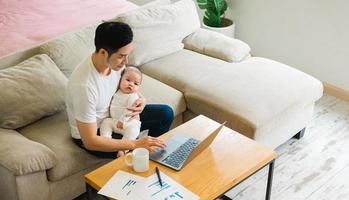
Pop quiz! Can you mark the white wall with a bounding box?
[226,0,349,91]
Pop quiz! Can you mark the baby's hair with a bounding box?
[121,65,143,83]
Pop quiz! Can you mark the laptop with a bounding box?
[150,122,226,171]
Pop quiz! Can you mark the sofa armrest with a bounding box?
[183,28,251,63]
[0,128,57,175]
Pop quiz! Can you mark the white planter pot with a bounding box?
[202,18,235,38]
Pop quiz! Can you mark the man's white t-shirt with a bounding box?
[66,56,121,139]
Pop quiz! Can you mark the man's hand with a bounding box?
[134,136,166,152]
[126,95,146,119]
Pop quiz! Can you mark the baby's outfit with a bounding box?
[100,90,141,140]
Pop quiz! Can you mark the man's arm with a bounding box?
[77,120,135,151]
[77,120,166,152]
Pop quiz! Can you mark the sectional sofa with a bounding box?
[0,0,323,199]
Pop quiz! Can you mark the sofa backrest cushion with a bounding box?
[39,24,97,78]
[183,28,251,62]
[113,0,200,66]
[0,54,67,129]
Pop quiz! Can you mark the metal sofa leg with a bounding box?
[293,128,306,139]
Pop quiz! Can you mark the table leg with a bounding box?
[265,160,275,200]
[86,183,93,200]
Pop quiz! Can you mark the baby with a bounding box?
[100,66,143,157]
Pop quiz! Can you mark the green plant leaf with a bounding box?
[221,0,228,14]
[214,0,228,16]
[203,10,221,27]
[197,0,208,9]
[198,0,228,27]
[206,0,217,14]
[213,0,222,16]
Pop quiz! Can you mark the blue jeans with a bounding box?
[73,104,174,158]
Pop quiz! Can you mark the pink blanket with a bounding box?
[0,0,137,57]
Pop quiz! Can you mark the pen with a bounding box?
[155,167,163,187]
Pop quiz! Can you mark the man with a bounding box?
[66,21,173,158]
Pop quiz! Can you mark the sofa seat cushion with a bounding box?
[141,74,186,116]
[140,49,323,137]
[18,111,110,182]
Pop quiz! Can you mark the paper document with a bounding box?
[136,172,199,200]
[98,170,145,199]
[98,170,199,200]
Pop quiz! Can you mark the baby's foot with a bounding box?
[117,151,125,158]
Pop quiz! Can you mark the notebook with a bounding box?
[149,122,226,171]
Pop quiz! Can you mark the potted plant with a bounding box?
[196,0,235,37]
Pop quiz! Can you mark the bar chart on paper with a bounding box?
[165,192,185,200]
[98,171,145,200]
[147,180,185,199]
[98,170,199,200]
[137,172,199,200]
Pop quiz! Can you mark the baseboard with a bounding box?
[323,82,349,102]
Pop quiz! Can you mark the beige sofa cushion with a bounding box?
[183,28,251,62]
[140,49,323,137]
[18,111,110,182]
[39,24,97,77]
[0,54,67,129]
[141,74,186,116]
[0,128,57,175]
[114,0,200,66]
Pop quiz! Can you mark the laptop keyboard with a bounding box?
[162,138,200,168]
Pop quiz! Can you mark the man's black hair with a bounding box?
[94,21,133,57]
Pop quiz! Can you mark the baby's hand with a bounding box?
[116,121,124,129]
[130,115,140,121]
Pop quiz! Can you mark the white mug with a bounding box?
[124,148,149,172]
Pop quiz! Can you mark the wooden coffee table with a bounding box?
[85,115,277,200]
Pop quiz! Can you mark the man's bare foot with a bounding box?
[116,121,124,129]
[117,151,125,158]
